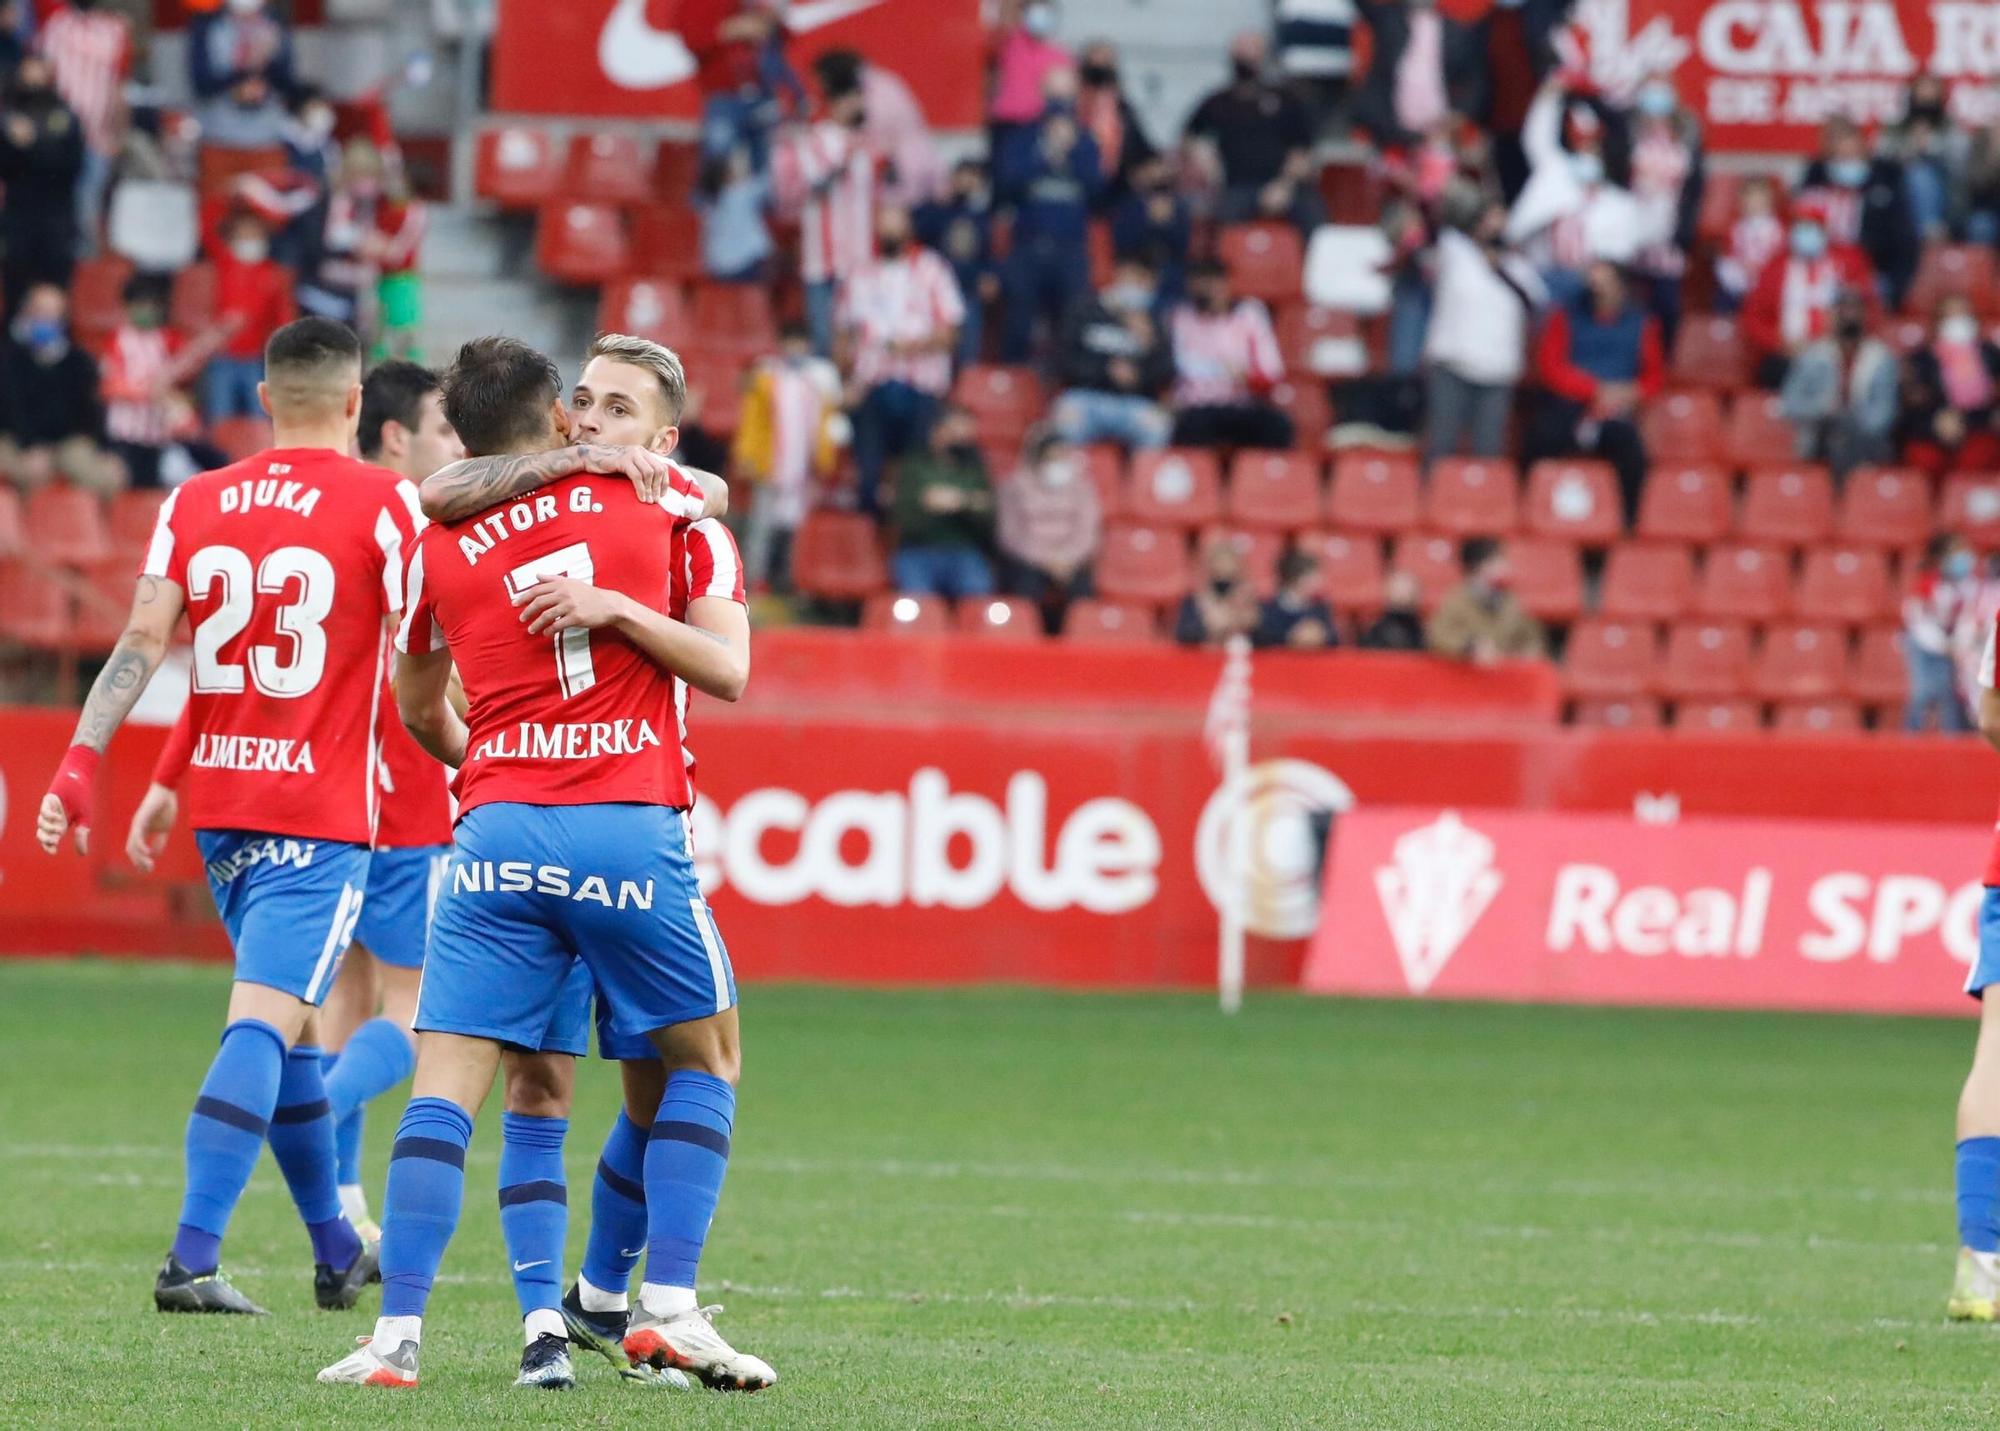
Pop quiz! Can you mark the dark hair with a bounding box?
[1925,532,1958,566]
[359,359,441,460]
[264,316,361,380]
[1460,536,1500,573]
[1278,548,1319,587]
[122,273,171,308]
[1189,257,1228,282]
[814,49,863,98]
[777,317,810,342]
[440,336,562,456]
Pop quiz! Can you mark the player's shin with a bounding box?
[267,1045,364,1275]
[374,1096,475,1344]
[639,1072,735,1316]
[174,1018,287,1273]
[325,1017,418,1124]
[579,1111,649,1311]
[321,1049,369,1224]
[498,1111,570,1341]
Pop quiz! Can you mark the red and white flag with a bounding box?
[1204,635,1253,771]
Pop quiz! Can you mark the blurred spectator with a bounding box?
[998,426,1100,632]
[1904,533,1973,732]
[1255,549,1337,649]
[1780,289,1898,482]
[914,158,997,365]
[774,58,874,356]
[100,274,226,490]
[839,204,965,516]
[1423,194,1545,464]
[368,164,427,362]
[1898,74,1955,242]
[1742,200,1874,390]
[1961,121,2000,245]
[280,83,337,183]
[0,282,113,493]
[1428,536,1546,662]
[1797,115,1918,310]
[0,54,82,319]
[829,46,942,209]
[1506,81,1639,305]
[1626,73,1704,347]
[1051,251,1173,450]
[1714,174,1783,312]
[1169,259,1291,449]
[1527,258,1663,528]
[1486,0,1565,202]
[1075,39,1153,204]
[988,0,1072,156]
[697,144,774,283]
[1185,32,1324,232]
[295,138,382,329]
[1898,294,2000,479]
[892,403,996,598]
[205,211,295,422]
[1350,0,1489,151]
[687,0,803,166]
[1110,153,1192,301]
[1273,0,1357,135]
[995,66,1101,362]
[674,380,732,476]
[1359,568,1428,650]
[1175,540,1259,647]
[0,0,22,82]
[1381,193,1435,377]
[36,0,130,253]
[189,0,294,150]
[734,320,843,594]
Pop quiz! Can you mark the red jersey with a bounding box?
[141,448,420,844]
[397,474,692,818]
[373,477,454,847]
[1981,611,2000,886]
[668,517,746,797]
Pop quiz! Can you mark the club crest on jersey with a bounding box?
[219,477,322,518]
[206,837,319,886]
[468,719,662,762]
[451,860,655,910]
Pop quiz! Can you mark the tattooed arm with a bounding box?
[418,444,730,523]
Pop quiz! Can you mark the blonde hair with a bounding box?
[585,332,688,424]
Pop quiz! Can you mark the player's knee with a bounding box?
[502,1054,573,1119]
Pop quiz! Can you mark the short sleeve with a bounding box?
[684,518,746,604]
[139,486,184,586]
[394,539,443,655]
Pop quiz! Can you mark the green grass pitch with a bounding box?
[5,958,2000,1427]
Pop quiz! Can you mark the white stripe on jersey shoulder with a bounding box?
[140,485,182,579]
[395,477,428,533]
[394,542,429,654]
[374,506,406,614]
[687,518,744,604]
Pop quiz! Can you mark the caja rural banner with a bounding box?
[491,0,988,125]
[1573,0,2000,152]
[1304,807,1991,1015]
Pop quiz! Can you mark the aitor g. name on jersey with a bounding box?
[397,475,693,816]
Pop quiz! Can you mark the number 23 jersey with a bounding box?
[396,474,693,819]
[141,447,421,844]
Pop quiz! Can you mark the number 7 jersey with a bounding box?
[395,474,692,818]
[141,447,422,844]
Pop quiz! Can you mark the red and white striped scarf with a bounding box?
[1779,255,1839,348]
[37,7,127,155]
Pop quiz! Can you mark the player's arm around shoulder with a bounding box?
[416,443,728,523]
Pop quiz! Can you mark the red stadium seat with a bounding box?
[1772,698,1864,734]
[1094,523,1190,606]
[1641,391,1725,465]
[1275,305,1365,378]
[1600,542,1695,621]
[1723,393,1797,470]
[1638,462,1733,544]
[1674,698,1764,732]
[1524,458,1621,544]
[1271,379,1333,449]
[953,365,1043,448]
[210,416,272,463]
[169,262,218,332]
[1696,543,1792,621]
[70,255,134,352]
[0,485,23,558]
[1572,696,1666,730]
[1563,619,1661,698]
[628,205,705,281]
[24,484,108,566]
[535,202,631,284]
[1738,464,1834,544]
[1390,532,1463,610]
[1126,449,1223,529]
[1227,450,1323,530]
[1941,473,2000,549]
[597,279,689,346]
[1425,458,1520,537]
[1663,620,1755,698]
[476,126,561,208]
[1794,545,1892,624]
[1219,223,1304,304]
[862,592,950,633]
[1753,622,1846,699]
[1197,526,1283,598]
[107,488,166,556]
[1087,219,1115,288]
[1327,450,1420,533]
[688,282,777,355]
[70,557,133,653]
[0,559,68,649]
[1672,315,1751,392]
[652,141,702,201]
[563,131,651,205]
[1080,444,1125,517]
[792,511,888,602]
[1695,171,1744,245]
[1062,598,1160,643]
[1837,467,1934,547]
[957,596,1040,639]
[1299,530,1384,612]
[1906,243,1998,318]
[1848,625,1908,708]
[1505,537,1583,623]
[681,348,748,434]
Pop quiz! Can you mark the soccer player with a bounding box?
[37,317,413,1315]
[1952,620,2000,1317]
[317,337,773,1392]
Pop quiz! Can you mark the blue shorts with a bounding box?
[538,962,657,1061]
[196,830,371,1006]
[352,844,451,969]
[416,802,735,1051]
[1969,887,2000,998]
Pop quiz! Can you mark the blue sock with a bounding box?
[643,1072,735,1290]
[172,1018,286,1273]
[582,1112,649,1296]
[499,1112,569,1317]
[1959,1137,2000,1252]
[267,1045,360,1269]
[324,1017,415,1123]
[379,1096,474,1319]
[321,1049,364,1189]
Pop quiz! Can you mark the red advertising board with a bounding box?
[1574,0,2000,152]
[1304,806,1990,1015]
[491,0,988,125]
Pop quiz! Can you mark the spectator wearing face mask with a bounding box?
[1742,198,1876,390]
[0,55,83,319]
[1625,73,1705,349]
[293,137,385,331]
[997,427,1100,632]
[893,403,997,599]
[989,0,1072,158]
[1904,533,1975,733]
[1074,40,1153,206]
[994,66,1102,363]
[733,320,845,594]
[1780,288,1899,482]
[1505,79,1640,307]
[1176,541,1260,647]
[1899,296,2000,479]
[1898,74,1958,242]
[1169,259,1292,450]
[189,0,294,150]
[1360,568,1428,650]
[1714,175,1784,313]
[100,274,229,490]
[1961,119,2000,245]
[0,282,116,494]
[773,57,875,356]
[203,210,295,422]
[1185,32,1325,234]
[1256,550,1338,650]
[1423,195,1547,464]
[1796,115,1918,311]
[1351,0,1490,152]
[1110,155,1192,302]
[1428,537,1546,664]
[35,0,131,255]
[686,0,804,169]
[914,159,998,365]
[1051,253,1174,450]
[696,142,775,284]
